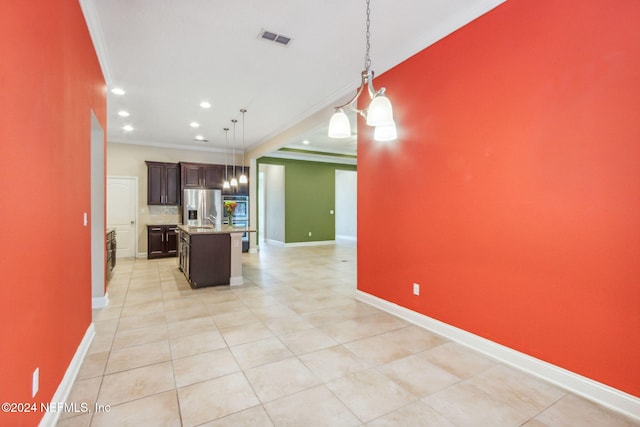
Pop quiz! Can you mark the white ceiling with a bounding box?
[81,0,504,160]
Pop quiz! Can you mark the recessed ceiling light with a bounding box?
[118,110,130,117]
[123,125,133,132]
[195,135,205,141]
[111,87,126,95]
[303,139,310,145]
[200,101,211,109]
[190,121,200,128]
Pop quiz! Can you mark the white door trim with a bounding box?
[107,175,138,258]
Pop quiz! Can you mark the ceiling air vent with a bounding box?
[258,29,292,47]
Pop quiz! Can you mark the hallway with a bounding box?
[57,242,638,426]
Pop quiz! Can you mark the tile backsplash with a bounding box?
[149,205,179,216]
[144,205,181,226]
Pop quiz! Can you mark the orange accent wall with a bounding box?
[0,1,106,425]
[358,0,640,397]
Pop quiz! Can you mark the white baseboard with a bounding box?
[229,275,243,286]
[284,240,336,247]
[356,290,640,421]
[336,234,357,241]
[39,323,96,427]
[91,292,109,309]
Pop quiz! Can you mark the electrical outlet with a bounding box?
[32,368,39,397]
[330,209,334,214]
[308,232,312,237]
[413,283,420,296]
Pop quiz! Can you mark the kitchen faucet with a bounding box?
[206,215,216,226]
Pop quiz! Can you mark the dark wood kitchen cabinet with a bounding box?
[146,161,180,205]
[180,162,224,189]
[147,224,178,259]
[178,229,230,288]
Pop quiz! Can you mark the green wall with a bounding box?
[258,157,356,243]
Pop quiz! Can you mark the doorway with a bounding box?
[107,176,138,258]
[91,112,106,308]
[335,170,357,241]
[258,164,285,245]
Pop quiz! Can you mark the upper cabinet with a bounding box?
[145,162,248,198]
[180,162,224,189]
[146,161,180,205]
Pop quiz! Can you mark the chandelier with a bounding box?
[327,0,397,142]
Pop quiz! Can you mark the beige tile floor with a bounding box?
[56,242,639,427]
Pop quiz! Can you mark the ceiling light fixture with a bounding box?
[111,87,125,95]
[328,0,396,142]
[122,125,133,132]
[223,128,231,189]
[239,109,248,184]
[230,119,238,188]
[190,121,200,128]
[117,110,130,117]
[200,101,211,109]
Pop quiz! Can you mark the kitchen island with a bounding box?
[177,224,254,288]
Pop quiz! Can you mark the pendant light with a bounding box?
[222,128,231,189]
[238,109,248,184]
[230,119,239,188]
[327,0,396,141]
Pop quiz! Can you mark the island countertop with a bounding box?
[177,224,256,235]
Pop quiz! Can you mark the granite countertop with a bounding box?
[176,224,256,235]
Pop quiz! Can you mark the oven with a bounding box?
[223,195,248,222]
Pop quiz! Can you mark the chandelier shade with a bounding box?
[328,108,351,138]
[373,122,397,142]
[366,93,394,127]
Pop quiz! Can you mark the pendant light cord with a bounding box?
[332,0,375,111]
[224,128,229,180]
[241,109,247,177]
[232,119,237,183]
[364,0,371,71]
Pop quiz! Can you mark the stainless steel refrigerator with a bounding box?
[183,189,222,227]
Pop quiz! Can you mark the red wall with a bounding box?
[0,1,106,425]
[358,0,640,397]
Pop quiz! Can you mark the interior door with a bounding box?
[107,176,137,258]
